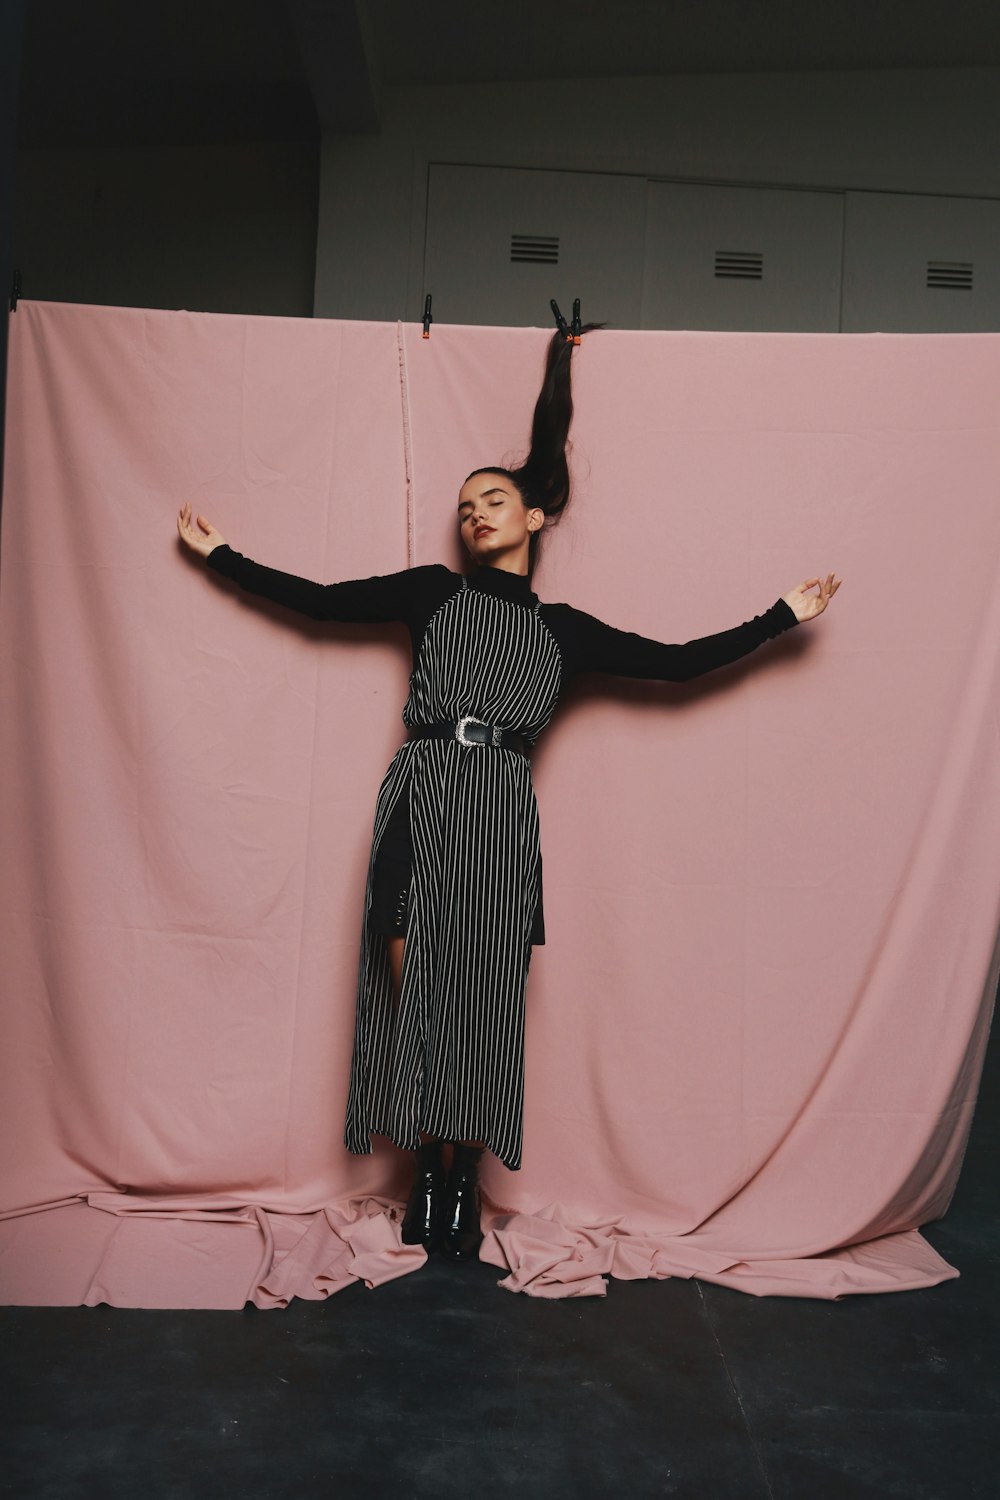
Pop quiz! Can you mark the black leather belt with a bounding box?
[407,717,529,755]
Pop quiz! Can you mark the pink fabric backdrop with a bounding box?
[2,299,997,1308]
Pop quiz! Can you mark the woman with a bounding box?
[176,328,840,1264]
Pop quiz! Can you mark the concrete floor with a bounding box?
[3,1026,997,1500]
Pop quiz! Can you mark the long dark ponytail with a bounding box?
[466,321,603,581]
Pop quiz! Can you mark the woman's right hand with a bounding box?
[177,501,227,558]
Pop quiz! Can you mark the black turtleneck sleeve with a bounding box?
[203,545,468,661]
[204,543,454,623]
[539,597,799,685]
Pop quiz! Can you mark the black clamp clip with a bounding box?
[551,297,583,344]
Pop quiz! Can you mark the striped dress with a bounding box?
[205,546,799,1170]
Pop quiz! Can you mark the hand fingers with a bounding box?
[805,574,844,596]
[789,574,843,610]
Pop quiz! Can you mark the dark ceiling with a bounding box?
[16,0,1000,149]
[17,0,317,148]
[369,0,1000,84]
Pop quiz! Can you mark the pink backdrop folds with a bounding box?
[1,299,997,1307]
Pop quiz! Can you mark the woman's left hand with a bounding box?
[782,574,842,622]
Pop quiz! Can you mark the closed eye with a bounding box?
[457,487,509,516]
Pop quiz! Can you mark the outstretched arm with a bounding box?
[176,503,417,623]
[554,577,839,683]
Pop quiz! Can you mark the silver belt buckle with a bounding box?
[456,715,484,747]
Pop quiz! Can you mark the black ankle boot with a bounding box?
[439,1142,484,1261]
[401,1138,446,1251]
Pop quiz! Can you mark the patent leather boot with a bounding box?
[439,1142,484,1260]
[400,1138,446,1250]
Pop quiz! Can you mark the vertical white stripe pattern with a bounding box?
[344,578,562,1171]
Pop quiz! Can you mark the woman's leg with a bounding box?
[386,932,404,1002]
[387,933,443,1151]
[388,928,483,1255]
[395,931,446,1250]
[388,932,483,1146]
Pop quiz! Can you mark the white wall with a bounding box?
[314,68,1000,323]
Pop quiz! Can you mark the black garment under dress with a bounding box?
[205,545,799,1170]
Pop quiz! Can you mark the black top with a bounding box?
[204,545,799,685]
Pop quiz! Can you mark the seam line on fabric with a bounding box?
[279,325,344,1195]
[397,321,415,568]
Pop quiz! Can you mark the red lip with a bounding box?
[474,526,495,538]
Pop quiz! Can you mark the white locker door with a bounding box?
[641,180,844,331]
[423,163,646,328]
[841,191,1000,332]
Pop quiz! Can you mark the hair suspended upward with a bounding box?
[466,321,604,580]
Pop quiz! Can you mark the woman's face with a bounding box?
[457,472,543,563]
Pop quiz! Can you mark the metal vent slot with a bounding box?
[511,234,559,265]
[714,250,764,280]
[927,260,973,290]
